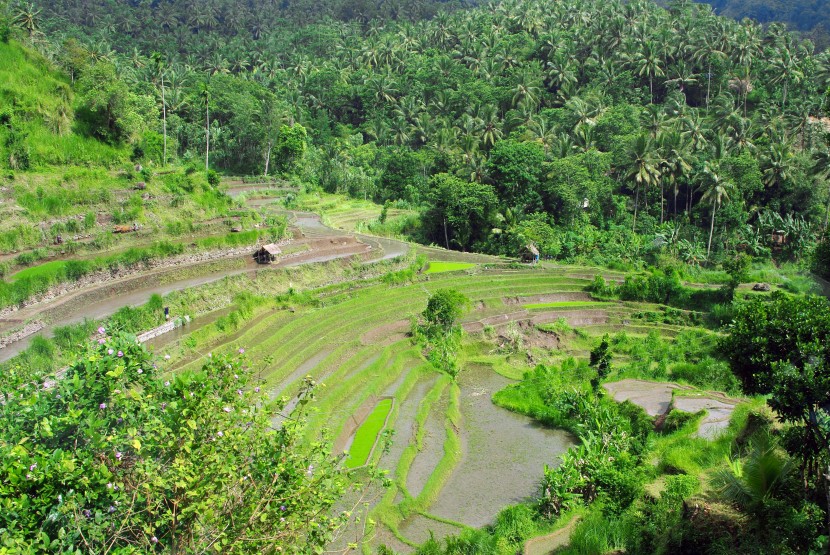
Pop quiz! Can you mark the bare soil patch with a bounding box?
[361,319,410,345]
[604,379,683,417]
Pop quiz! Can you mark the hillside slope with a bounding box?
[0,39,278,310]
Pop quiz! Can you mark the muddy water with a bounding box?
[427,365,575,529]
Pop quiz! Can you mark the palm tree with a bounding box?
[151,52,168,166]
[659,130,694,221]
[812,147,830,231]
[511,66,542,108]
[632,40,665,103]
[478,105,503,150]
[700,162,733,258]
[13,3,41,38]
[624,135,662,232]
[664,62,698,105]
[769,42,804,110]
[761,141,796,191]
[199,82,210,171]
[692,31,727,111]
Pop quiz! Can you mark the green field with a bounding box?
[425,261,477,274]
[345,398,394,468]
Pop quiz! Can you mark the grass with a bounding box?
[345,398,394,468]
[425,261,477,274]
[523,301,615,309]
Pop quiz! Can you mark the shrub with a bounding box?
[661,408,704,434]
[0,335,347,553]
[206,168,220,187]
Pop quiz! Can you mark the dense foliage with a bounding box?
[721,293,830,477]
[2,0,826,267]
[0,333,347,553]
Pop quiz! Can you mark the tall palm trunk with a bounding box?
[633,183,640,233]
[205,101,210,171]
[263,140,272,177]
[707,200,717,259]
[706,62,712,112]
[161,74,167,166]
[660,180,664,224]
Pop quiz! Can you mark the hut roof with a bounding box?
[262,244,281,255]
[526,243,540,256]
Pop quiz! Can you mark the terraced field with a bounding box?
[154,258,714,552]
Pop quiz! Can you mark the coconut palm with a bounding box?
[659,130,694,221]
[700,162,733,258]
[199,82,210,170]
[13,2,41,38]
[631,40,665,103]
[151,52,168,165]
[624,134,662,232]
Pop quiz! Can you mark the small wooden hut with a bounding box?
[771,230,788,250]
[254,244,281,264]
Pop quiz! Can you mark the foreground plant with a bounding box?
[0,332,347,553]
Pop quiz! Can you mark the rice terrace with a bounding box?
[3,0,830,552]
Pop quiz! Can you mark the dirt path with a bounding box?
[524,515,582,555]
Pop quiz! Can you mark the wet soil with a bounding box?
[604,379,682,417]
[673,394,741,438]
[406,389,448,499]
[380,373,438,480]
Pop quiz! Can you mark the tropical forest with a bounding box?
[1,0,830,553]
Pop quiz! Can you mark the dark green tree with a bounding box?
[589,333,612,392]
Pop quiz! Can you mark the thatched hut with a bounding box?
[254,244,281,264]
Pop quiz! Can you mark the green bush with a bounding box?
[813,235,830,280]
[661,408,704,434]
[206,169,220,187]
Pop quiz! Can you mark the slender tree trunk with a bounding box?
[707,201,717,259]
[205,102,210,171]
[263,140,272,177]
[161,75,167,167]
[782,81,788,110]
[633,183,640,233]
[660,180,664,224]
[823,190,830,232]
[443,217,450,249]
[706,62,711,112]
[673,183,678,221]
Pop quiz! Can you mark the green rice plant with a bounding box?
[424,261,476,274]
[345,398,394,469]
